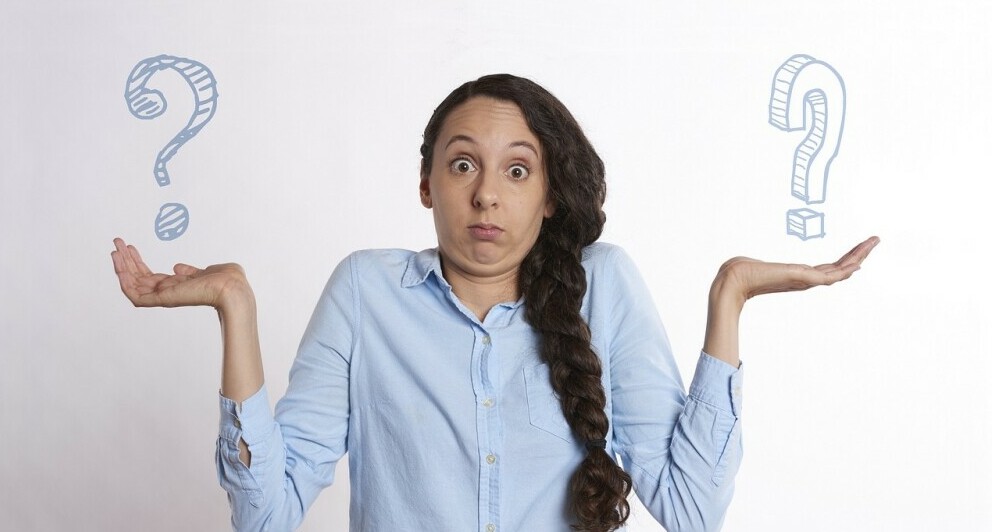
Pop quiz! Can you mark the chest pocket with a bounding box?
[523,364,575,442]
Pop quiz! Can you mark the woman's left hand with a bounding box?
[716,236,881,302]
[703,236,879,366]
[703,236,879,368]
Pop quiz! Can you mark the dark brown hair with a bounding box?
[420,74,631,531]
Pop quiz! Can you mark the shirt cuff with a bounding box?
[688,351,743,417]
[218,384,274,446]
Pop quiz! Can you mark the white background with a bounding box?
[2,1,989,530]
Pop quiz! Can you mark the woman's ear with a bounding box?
[544,197,556,218]
[419,177,432,208]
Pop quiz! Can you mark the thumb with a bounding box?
[173,263,198,276]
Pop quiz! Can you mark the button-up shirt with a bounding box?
[216,242,743,531]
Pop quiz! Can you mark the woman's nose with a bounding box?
[472,170,499,209]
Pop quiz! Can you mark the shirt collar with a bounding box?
[400,248,525,310]
[401,247,445,288]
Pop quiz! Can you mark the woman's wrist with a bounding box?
[703,268,745,368]
[709,267,746,313]
[216,272,256,313]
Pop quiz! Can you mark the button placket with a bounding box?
[474,327,501,532]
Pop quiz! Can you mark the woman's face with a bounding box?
[420,96,554,285]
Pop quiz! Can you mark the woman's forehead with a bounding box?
[438,97,540,151]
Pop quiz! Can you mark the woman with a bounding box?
[112,74,878,532]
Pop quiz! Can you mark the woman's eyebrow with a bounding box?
[508,140,539,158]
[444,134,476,150]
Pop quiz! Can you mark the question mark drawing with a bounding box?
[125,54,218,241]
[768,54,846,240]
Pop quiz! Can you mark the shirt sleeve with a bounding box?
[215,253,358,532]
[601,247,743,532]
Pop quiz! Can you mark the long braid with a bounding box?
[519,162,632,532]
[421,73,631,531]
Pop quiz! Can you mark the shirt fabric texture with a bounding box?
[216,242,743,532]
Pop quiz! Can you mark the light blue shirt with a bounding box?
[216,242,743,532]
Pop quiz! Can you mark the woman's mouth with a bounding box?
[469,223,503,241]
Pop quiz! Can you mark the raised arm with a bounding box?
[607,237,879,531]
[111,237,263,462]
[112,238,353,531]
[702,236,880,367]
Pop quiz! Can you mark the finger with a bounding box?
[793,264,833,288]
[113,238,137,275]
[828,263,861,285]
[779,262,852,290]
[113,242,141,293]
[815,262,860,286]
[858,236,881,262]
[111,248,126,275]
[834,236,880,268]
[813,261,850,275]
[128,245,154,277]
[116,238,139,274]
[832,241,868,268]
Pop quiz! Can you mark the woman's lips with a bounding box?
[469,224,503,241]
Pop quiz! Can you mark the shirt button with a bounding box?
[481,335,491,345]
[486,454,496,464]
[486,524,495,532]
[482,398,493,408]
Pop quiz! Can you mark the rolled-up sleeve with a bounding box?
[217,385,279,511]
[214,253,358,531]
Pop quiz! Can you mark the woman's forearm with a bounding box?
[217,281,264,404]
[216,282,264,467]
[702,273,745,368]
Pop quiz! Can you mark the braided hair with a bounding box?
[420,74,631,531]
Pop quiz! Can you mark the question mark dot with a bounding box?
[786,208,824,240]
[155,203,189,241]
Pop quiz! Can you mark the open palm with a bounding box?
[111,237,247,309]
[720,236,880,300]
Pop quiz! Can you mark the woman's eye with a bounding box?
[450,158,476,174]
[507,164,529,180]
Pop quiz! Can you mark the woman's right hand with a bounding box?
[111,237,251,310]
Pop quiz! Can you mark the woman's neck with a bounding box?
[439,256,520,322]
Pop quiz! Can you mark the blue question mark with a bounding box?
[125,54,218,241]
[768,54,846,240]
